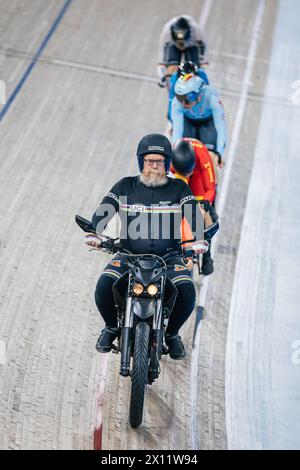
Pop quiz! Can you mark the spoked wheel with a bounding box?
[129,322,150,428]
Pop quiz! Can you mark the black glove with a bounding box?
[215,151,223,166]
[158,74,172,88]
[158,76,167,88]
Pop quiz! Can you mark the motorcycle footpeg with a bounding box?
[161,345,168,355]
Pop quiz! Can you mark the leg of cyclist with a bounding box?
[164,44,182,89]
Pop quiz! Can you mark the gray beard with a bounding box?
[140,173,168,188]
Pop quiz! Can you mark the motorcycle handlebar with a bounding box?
[76,214,196,259]
[99,241,194,260]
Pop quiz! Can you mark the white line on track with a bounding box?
[94,354,109,450]
[199,0,213,31]
[0,48,157,83]
[190,0,266,450]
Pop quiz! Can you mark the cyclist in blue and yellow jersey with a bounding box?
[171,73,227,174]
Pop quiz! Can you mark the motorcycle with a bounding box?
[75,214,197,428]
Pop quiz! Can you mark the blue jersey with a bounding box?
[168,70,209,121]
[171,84,227,156]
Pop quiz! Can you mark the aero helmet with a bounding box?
[172,139,196,175]
[171,17,191,44]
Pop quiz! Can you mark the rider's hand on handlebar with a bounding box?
[158,74,172,89]
[84,233,103,251]
[215,152,225,168]
[158,76,167,88]
[190,240,210,254]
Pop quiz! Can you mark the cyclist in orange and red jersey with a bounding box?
[171,138,218,275]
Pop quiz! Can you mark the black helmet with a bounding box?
[177,61,198,78]
[137,133,173,172]
[172,139,196,175]
[171,17,191,44]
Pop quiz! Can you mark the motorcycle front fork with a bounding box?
[119,295,133,377]
[119,277,166,379]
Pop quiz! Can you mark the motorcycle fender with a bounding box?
[132,298,156,320]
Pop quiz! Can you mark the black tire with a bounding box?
[129,322,150,428]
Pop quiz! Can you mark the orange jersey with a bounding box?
[171,138,216,203]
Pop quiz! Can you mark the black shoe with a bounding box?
[95,327,118,353]
[201,253,214,275]
[165,334,186,360]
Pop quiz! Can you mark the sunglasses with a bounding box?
[176,92,199,105]
[143,158,165,167]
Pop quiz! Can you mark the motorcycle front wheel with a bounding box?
[129,321,150,428]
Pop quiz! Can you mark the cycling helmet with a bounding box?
[170,17,191,44]
[177,61,198,78]
[172,139,196,175]
[136,133,173,172]
[174,73,204,104]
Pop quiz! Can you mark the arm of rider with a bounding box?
[210,92,227,165]
[215,151,225,168]
[180,185,205,242]
[157,20,171,79]
[198,148,217,199]
[157,64,167,87]
[198,198,211,212]
[171,98,184,144]
[199,200,213,228]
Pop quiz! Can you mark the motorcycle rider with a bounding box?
[85,134,215,360]
[171,72,227,176]
[171,138,218,275]
[157,15,208,88]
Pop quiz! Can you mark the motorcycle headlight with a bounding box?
[132,283,144,296]
[147,284,158,296]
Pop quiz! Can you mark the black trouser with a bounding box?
[164,44,200,66]
[183,116,218,154]
[95,256,196,335]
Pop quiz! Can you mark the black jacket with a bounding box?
[92,176,204,256]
